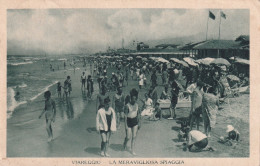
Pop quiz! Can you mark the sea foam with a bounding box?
[7,87,27,119]
[9,61,33,66]
[30,81,58,101]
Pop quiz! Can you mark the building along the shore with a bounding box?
[181,35,249,60]
[108,35,249,61]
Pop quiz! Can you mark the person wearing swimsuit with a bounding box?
[87,75,94,99]
[123,88,141,155]
[96,87,109,113]
[81,72,87,90]
[112,87,125,129]
[64,76,72,97]
[39,91,56,142]
[57,82,62,98]
[96,97,116,157]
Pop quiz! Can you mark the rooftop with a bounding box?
[194,40,242,50]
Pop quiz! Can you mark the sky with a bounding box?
[7,9,249,56]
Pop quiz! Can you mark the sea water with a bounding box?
[7,55,68,119]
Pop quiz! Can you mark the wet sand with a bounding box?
[7,65,249,158]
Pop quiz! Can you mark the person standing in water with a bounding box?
[57,82,62,98]
[65,76,72,97]
[87,75,94,99]
[96,97,116,157]
[39,91,56,142]
[64,61,66,70]
[81,72,87,90]
[123,88,141,155]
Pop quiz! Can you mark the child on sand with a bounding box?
[149,102,162,121]
[141,93,154,117]
[219,125,240,146]
[39,91,56,142]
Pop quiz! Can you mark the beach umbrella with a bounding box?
[183,57,198,66]
[157,57,169,63]
[179,61,189,67]
[227,75,240,82]
[170,58,181,63]
[235,58,249,65]
[196,58,215,65]
[170,58,189,67]
[149,57,156,60]
[211,58,231,66]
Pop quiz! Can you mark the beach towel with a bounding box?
[96,107,116,132]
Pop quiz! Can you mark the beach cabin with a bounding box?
[180,35,249,60]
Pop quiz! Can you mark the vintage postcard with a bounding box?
[0,0,259,166]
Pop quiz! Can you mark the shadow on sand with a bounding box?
[109,144,124,152]
[172,138,181,143]
[171,126,180,131]
[86,127,96,133]
[84,147,100,156]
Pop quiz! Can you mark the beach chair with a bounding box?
[176,92,192,108]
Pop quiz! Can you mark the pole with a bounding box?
[206,14,209,40]
[218,12,222,40]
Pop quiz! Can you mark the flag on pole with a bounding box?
[209,11,215,20]
[220,11,226,19]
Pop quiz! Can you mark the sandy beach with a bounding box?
[7,64,249,158]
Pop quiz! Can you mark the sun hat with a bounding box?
[226,125,234,133]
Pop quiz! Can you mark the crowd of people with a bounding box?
[92,55,247,155]
[39,55,247,156]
